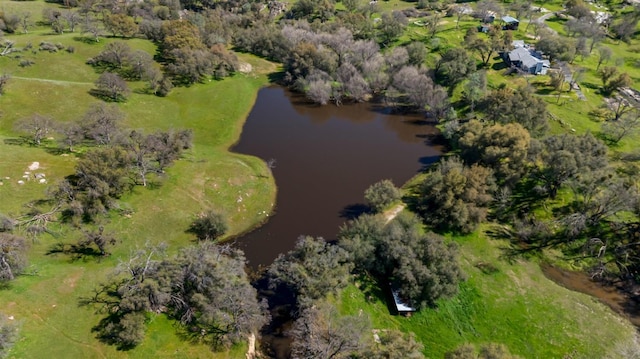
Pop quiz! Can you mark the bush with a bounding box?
[364,179,402,212]
[269,236,352,308]
[38,42,57,52]
[0,233,28,283]
[188,210,228,241]
[417,157,495,233]
[0,314,18,357]
[19,59,34,67]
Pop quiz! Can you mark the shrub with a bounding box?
[38,42,57,52]
[19,59,34,67]
[364,179,402,212]
[0,233,28,283]
[0,314,18,357]
[188,210,228,241]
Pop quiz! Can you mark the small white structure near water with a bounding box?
[390,287,417,315]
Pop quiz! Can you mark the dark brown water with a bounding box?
[231,86,442,267]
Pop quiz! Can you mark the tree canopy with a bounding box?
[340,213,464,309]
[87,243,268,350]
[458,120,531,186]
[417,156,496,233]
[269,236,353,308]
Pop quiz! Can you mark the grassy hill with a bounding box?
[338,222,637,358]
[0,2,276,356]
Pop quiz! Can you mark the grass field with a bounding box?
[338,222,638,358]
[0,4,277,356]
[383,6,640,356]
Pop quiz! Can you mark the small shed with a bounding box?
[502,16,520,30]
[390,288,417,315]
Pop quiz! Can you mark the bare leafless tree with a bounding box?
[94,72,130,102]
[14,113,56,145]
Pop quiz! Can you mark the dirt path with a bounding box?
[12,76,93,86]
[558,62,587,101]
[31,312,107,359]
[533,11,559,36]
[246,333,256,359]
[383,204,406,224]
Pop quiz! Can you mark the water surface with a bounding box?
[232,87,442,267]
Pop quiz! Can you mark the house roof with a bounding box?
[512,40,525,48]
[521,54,541,68]
[508,47,543,69]
[509,47,531,62]
[502,16,519,23]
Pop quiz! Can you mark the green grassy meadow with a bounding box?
[0,3,276,356]
[384,5,640,356]
[338,222,638,358]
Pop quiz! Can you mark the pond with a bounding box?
[231,86,443,267]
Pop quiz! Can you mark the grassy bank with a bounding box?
[338,222,637,358]
[0,10,277,356]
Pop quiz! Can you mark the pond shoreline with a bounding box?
[541,263,640,327]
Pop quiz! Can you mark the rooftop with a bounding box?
[391,289,416,313]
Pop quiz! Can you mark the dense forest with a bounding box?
[1,0,640,356]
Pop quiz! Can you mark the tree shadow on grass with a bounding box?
[72,36,99,45]
[43,146,69,156]
[47,242,108,262]
[132,87,151,95]
[3,137,31,146]
[354,273,411,316]
[536,88,555,95]
[88,89,121,102]
[491,61,508,71]
[91,314,139,351]
[485,220,580,265]
[353,272,394,308]
[0,281,12,291]
[581,82,600,91]
[594,131,622,148]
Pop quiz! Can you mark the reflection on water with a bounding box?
[231,86,442,267]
